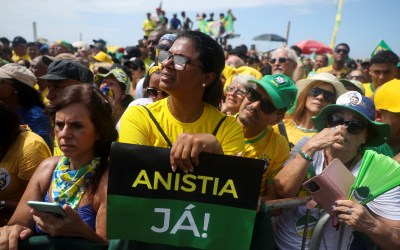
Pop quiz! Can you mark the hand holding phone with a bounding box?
[27,201,68,218]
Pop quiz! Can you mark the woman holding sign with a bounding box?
[0,85,117,247]
[119,31,244,172]
[274,91,400,249]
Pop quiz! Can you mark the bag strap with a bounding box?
[212,116,227,136]
[277,121,294,149]
[141,105,173,148]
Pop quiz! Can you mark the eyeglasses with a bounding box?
[335,49,349,54]
[326,113,368,134]
[226,86,247,96]
[146,87,168,98]
[349,75,363,81]
[270,57,293,64]
[245,88,284,114]
[157,50,202,71]
[308,87,335,103]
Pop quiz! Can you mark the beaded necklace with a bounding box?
[292,120,318,133]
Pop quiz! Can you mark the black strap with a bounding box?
[142,106,227,147]
[212,116,227,136]
[141,105,173,148]
[277,121,294,149]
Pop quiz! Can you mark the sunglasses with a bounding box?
[226,86,247,96]
[308,87,335,103]
[335,49,349,54]
[146,87,168,98]
[327,113,368,134]
[246,88,285,114]
[157,50,202,71]
[349,75,363,81]
[270,57,293,64]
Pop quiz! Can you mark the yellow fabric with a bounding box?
[143,19,157,37]
[119,98,244,155]
[316,65,349,79]
[11,54,30,63]
[53,138,63,156]
[363,83,374,98]
[222,65,262,95]
[34,84,49,105]
[0,130,51,224]
[272,118,318,146]
[242,127,290,195]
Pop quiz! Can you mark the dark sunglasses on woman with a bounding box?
[245,88,286,115]
[326,113,368,134]
[308,87,335,103]
[146,87,168,98]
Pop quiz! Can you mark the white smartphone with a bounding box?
[27,201,68,218]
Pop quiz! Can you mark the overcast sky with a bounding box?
[1,0,398,59]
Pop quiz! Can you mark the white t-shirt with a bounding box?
[274,137,400,250]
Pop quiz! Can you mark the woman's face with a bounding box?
[225,82,247,114]
[55,102,97,163]
[159,38,211,97]
[305,82,335,115]
[148,73,167,102]
[0,78,15,103]
[326,110,368,152]
[100,77,124,104]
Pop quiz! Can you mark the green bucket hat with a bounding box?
[312,91,390,147]
[95,67,131,93]
[249,73,298,110]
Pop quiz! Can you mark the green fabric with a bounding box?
[107,196,256,250]
[18,236,108,250]
[349,150,400,205]
[368,143,400,158]
[249,203,275,250]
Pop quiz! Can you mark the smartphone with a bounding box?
[302,158,355,214]
[27,201,68,218]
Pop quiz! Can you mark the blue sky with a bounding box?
[1,0,398,59]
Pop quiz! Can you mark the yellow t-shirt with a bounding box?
[11,54,30,63]
[119,98,244,156]
[363,83,374,98]
[34,84,49,106]
[316,65,349,79]
[241,127,290,195]
[273,119,318,147]
[0,130,51,224]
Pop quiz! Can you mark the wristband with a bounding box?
[298,149,313,162]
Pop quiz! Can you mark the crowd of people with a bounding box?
[0,9,400,249]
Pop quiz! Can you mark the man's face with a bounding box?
[29,57,47,77]
[12,44,26,56]
[54,44,68,56]
[380,110,400,146]
[314,55,328,69]
[27,45,40,59]
[333,45,349,63]
[46,79,78,104]
[238,84,285,131]
[369,63,398,88]
[147,31,163,60]
[270,51,296,77]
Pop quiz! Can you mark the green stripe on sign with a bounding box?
[107,195,256,250]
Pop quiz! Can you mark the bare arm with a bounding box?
[334,200,400,250]
[275,126,348,197]
[0,157,58,250]
[32,169,109,244]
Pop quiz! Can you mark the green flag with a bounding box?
[371,40,392,57]
[107,143,265,250]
